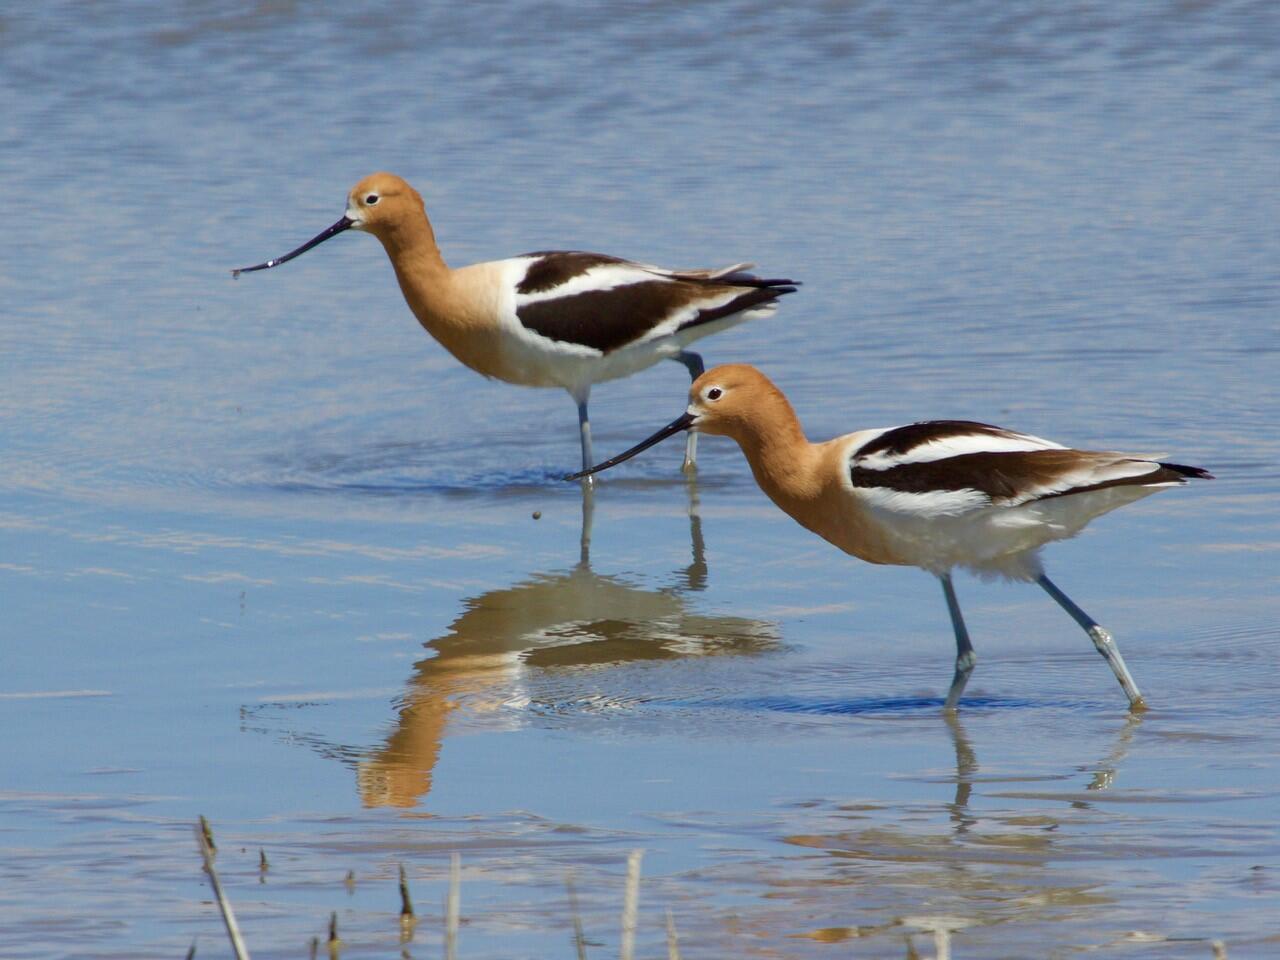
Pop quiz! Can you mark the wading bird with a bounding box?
[568,364,1212,711]
[233,173,797,475]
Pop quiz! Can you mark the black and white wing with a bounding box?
[846,420,1211,518]
[508,251,797,354]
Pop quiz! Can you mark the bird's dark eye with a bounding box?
[365,194,379,205]
[707,387,723,401]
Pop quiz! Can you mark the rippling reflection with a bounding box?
[358,485,778,807]
[785,713,1147,947]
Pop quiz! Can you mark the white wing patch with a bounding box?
[514,261,671,307]
[854,428,1065,472]
[857,485,991,519]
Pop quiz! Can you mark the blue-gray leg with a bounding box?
[940,573,977,711]
[574,390,594,485]
[672,351,705,472]
[1036,574,1145,711]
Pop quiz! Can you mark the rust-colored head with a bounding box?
[684,363,797,445]
[564,363,803,481]
[232,172,432,277]
[344,172,428,238]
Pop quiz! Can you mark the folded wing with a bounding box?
[847,419,1211,518]
[511,251,797,354]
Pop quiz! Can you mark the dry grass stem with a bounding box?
[620,849,643,960]
[326,911,341,957]
[198,815,217,857]
[195,817,250,960]
[934,926,951,960]
[445,852,461,960]
[399,863,416,922]
[565,871,588,960]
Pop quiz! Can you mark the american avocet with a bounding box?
[233,172,797,475]
[568,364,1214,711]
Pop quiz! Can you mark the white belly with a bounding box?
[866,484,1166,580]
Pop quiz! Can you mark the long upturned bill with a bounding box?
[232,216,353,277]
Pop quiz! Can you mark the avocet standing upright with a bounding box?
[234,173,797,475]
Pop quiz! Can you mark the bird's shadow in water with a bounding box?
[738,694,1040,716]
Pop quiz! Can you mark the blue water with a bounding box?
[2,2,1279,957]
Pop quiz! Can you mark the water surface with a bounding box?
[2,2,1279,957]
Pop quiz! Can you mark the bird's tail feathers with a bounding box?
[1158,461,1215,481]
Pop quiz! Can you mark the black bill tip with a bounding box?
[563,411,695,481]
[231,215,354,277]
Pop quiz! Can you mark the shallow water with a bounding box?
[3,2,1280,957]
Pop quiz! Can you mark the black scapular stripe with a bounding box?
[515,252,626,295]
[854,421,1014,460]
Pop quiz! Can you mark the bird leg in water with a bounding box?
[1036,574,1146,711]
[940,573,978,711]
[574,392,595,485]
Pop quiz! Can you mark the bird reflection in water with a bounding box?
[358,485,778,808]
[941,711,1142,833]
[785,711,1147,949]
